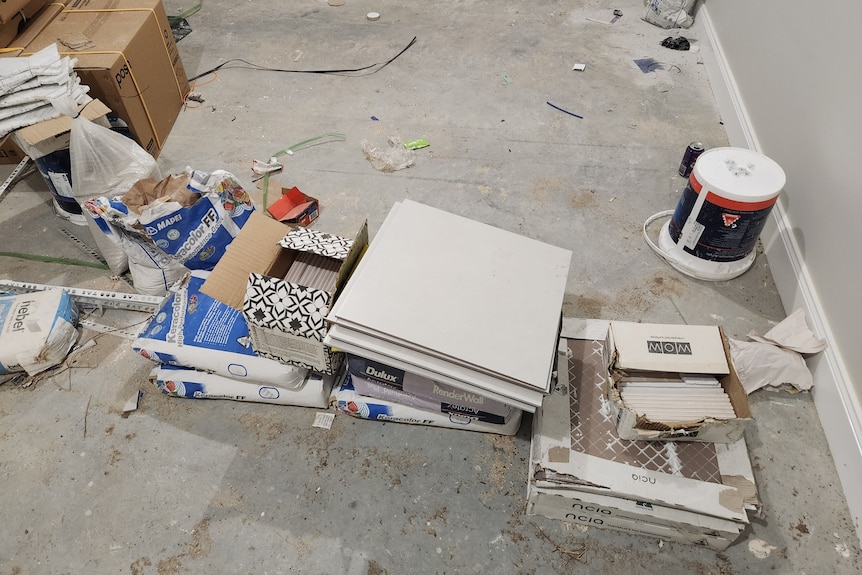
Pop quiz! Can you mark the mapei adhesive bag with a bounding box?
[133,271,308,389]
[85,170,255,295]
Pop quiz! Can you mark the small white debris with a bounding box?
[313,412,334,429]
[835,543,851,558]
[123,392,140,414]
[748,539,777,559]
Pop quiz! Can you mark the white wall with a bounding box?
[696,0,862,542]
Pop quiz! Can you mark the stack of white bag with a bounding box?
[134,270,335,408]
[0,44,91,138]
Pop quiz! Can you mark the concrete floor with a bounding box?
[1,0,860,573]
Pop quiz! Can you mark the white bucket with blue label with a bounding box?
[656,147,786,281]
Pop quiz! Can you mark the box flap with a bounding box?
[609,321,729,375]
[278,226,354,260]
[13,99,111,146]
[200,210,293,310]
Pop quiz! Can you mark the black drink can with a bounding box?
[678,142,705,178]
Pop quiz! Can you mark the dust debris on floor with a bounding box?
[0,1,860,574]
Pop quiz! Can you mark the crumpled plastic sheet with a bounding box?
[361,136,415,172]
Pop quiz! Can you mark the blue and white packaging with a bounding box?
[84,170,255,295]
[332,374,522,435]
[132,271,308,389]
[151,365,334,408]
[138,170,255,270]
[0,289,79,376]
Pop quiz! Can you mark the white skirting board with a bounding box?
[695,6,862,545]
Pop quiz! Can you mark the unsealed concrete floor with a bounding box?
[1,1,860,573]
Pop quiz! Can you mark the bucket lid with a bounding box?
[692,147,786,203]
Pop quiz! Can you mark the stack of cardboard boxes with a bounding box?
[1,0,189,165]
[527,318,760,550]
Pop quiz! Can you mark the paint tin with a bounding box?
[678,142,704,177]
[659,147,785,280]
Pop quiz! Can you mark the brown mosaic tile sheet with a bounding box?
[566,338,722,484]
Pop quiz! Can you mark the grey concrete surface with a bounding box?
[1,0,860,573]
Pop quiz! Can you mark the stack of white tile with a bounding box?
[618,374,736,422]
[527,320,760,550]
[324,200,572,412]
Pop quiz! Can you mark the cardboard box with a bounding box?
[267,186,320,227]
[606,321,753,443]
[345,352,515,419]
[0,0,49,45]
[200,211,368,375]
[0,0,42,25]
[530,326,760,525]
[11,100,111,214]
[12,100,111,158]
[0,1,70,56]
[527,487,737,551]
[349,372,516,425]
[333,373,523,435]
[22,3,190,157]
[527,484,744,540]
[63,0,188,90]
[0,136,25,164]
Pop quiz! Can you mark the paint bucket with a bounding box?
[657,147,785,281]
[31,147,86,225]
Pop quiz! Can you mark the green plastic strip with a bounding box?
[0,252,109,270]
[167,0,203,26]
[262,132,346,211]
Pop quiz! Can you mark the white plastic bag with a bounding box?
[70,113,159,201]
[70,113,161,278]
[643,0,697,29]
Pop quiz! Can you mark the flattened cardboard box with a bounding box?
[530,325,760,524]
[13,100,111,157]
[527,486,736,551]
[526,483,743,541]
[23,3,190,157]
[606,321,752,443]
[201,211,368,374]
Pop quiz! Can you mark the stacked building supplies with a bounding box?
[527,320,760,550]
[324,199,573,414]
[132,271,334,408]
[605,320,752,443]
[0,43,90,138]
[331,353,523,435]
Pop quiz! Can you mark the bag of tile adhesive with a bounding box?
[83,169,255,296]
[69,108,162,277]
[133,271,308,389]
[0,289,79,376]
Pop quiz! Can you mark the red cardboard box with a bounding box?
[267,187,320,227]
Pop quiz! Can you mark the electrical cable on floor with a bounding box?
[643,210,717,281]
[188,36,418,82]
